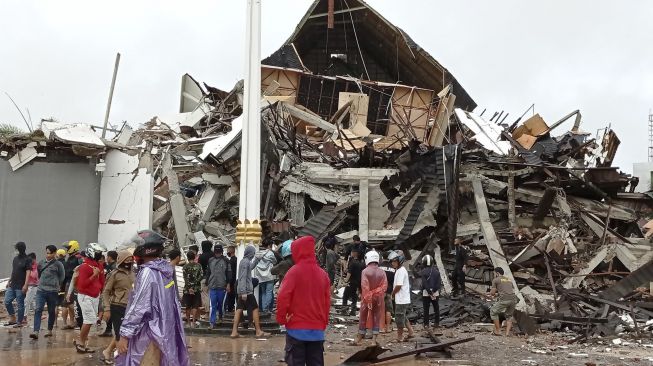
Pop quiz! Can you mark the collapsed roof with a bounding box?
[263,0,476,110]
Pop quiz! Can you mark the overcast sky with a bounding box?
[1,0,651,172]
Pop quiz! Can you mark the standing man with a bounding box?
[100,250,134,364]
[253,238,277,314]
[198,240,214,317]
[342,247,364,316]
[116,229,189,366]
[230,245,269,338]
[100,250,119,337]
[420,255,441,330]
[225,245,238,313]
[451,238,468,297]
[277,236,330,366]
[74,243,106,353]
[207,245,231,328]
[61,240,83,330]
[182,250,203,328]
[271,240,294,284]
[379,251,397,333]
[488,267,519,337]
[325,241,338,293]
[353,251,386,346]
[29,245,65,339]
[391,250,414,342]
[3,241,32,328]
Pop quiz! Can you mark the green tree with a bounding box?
[0,123,23,136]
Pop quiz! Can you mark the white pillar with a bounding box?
[359,179,369,242]
[236,0,262,280]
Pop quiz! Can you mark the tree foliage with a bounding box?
[0,123,23,136]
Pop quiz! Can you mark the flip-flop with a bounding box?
[491,331,502,336]
[256,332,270,337]
[230,334,242,339]
[99,354,114,365]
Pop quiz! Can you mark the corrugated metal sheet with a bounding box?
[599,259,653,301]
[298,207,345,242]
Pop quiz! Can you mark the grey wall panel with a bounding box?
[0,160,100,277]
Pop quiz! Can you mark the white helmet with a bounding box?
[365,250,380,265]
[387,250,399,261]
[422,254,434,266]
[85,242,107,260]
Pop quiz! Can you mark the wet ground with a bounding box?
[1,321,652,365]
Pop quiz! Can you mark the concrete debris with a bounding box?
[0,0,651,349]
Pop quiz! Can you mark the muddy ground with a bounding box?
[1,317,652,365]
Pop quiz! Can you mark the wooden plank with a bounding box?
[282,102,336,133]
[435,244,453,295]
[471,179,525,308]
[562,246,609,289]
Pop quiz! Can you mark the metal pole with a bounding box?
[102,52,121,139]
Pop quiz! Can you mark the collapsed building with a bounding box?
[1,0,652,340]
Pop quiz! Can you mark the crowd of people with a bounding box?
[3,231,519,366]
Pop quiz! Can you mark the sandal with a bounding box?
[230,334,242,339]
[255,332,270,337]
[491,331,502,336]
[100,351,114,365]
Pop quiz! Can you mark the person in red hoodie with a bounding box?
[276,236,331,366]
[74,243,106,353]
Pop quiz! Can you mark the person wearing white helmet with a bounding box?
[74,242,107,353]
[379,251,397,333]
[353,250,387,346]
[391,250,414,342]
[420,254,442,330]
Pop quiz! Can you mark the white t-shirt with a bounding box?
[393,266,411,305]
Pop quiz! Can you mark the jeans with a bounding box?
[422,296,440,327]
[25,286,38,315]
[4,287,26,323]
[342,285,358,314]
[209,288,226,326]
[258,281,274,313]
[284,335,324,366]
[33,289,58,332]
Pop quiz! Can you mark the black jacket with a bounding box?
[420,266,441,296]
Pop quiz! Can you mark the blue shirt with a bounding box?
[287,329,325,342]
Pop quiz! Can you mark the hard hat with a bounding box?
[422,254,433,266]
[64,240,80,254]
[56,249,67,257]
[85,243,107,260]
[281,239,293,258]
[387,250,399,261]
[365,250,380,266]
[391,250,405,265]
[130,229,168,258]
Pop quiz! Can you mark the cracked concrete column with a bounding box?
[359,179,369,242]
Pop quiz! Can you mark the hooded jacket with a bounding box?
[102,250,135,309]
[276,236,330,331]
[236,245,256,295]
[116,258,189,366]
[207,255,231,290]
[77,257,105,298]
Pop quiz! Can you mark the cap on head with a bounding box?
[213,244,224,253]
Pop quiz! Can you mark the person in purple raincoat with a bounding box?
[115,230,189,366]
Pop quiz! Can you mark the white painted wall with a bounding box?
[633,162,653,192]
[98,150,153,250]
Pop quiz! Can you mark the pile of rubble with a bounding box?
[1,0,651,343]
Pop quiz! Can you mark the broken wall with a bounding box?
[0,160,100,277]
[98,151,153,250]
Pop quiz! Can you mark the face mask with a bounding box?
[121,262,133,269]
